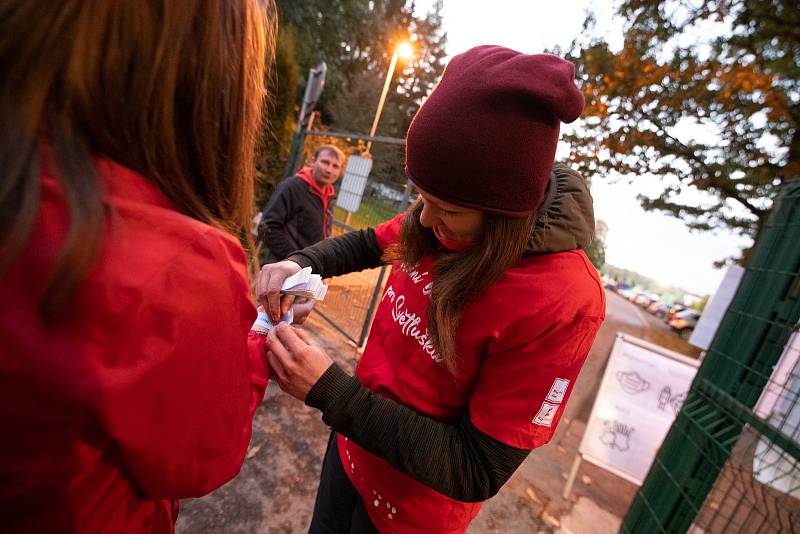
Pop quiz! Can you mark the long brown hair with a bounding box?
[384,199,536,373]
[0,0,276,319]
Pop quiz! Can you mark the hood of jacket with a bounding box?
[524,162,595,256]
[297,167,335,200]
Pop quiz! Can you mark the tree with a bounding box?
[564,0,799,263]
[256,25,299,208]
[275,1,447,131]
[267,0,448,190]
[585,219,608,271]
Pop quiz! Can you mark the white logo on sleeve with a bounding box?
[545,378,570,403]
[533,378,571,427]
[533,402,559,427]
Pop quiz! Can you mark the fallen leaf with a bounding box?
[245,444,262,459]
[542,511,560,528]
[526,487,543,505]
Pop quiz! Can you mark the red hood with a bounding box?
[297,167,335,200]
[297,166,335,238]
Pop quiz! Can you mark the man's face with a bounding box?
[310,150,342,186]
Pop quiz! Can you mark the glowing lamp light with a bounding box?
[396,42,414,61]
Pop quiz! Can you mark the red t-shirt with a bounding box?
[339,214,605,533]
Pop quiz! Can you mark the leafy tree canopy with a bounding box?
[564,0,799,263]
[275,0,447,137]
[260,1,447,192]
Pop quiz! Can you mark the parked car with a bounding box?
[668,309,701,340]
[618,288,637,300]
[633,292,659,307]
[666,304,687,322]
[647,301,671,319]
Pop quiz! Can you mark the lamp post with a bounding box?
[365,42,413,154]
[342,43,413,226]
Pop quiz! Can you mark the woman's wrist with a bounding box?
[305,363,361,413]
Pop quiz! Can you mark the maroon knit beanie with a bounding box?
[405,45,584,217]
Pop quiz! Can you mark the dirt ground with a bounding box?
[176,290,700,533]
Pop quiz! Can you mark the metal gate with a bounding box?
[622,182,800,532]
[284,129,411,346]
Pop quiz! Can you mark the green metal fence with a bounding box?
[622,182,800,533]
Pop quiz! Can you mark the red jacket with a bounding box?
[0,156,269,532]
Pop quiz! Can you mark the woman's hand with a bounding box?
[256,260,302,322]
[267,323,334,401]
[289,297,316,325]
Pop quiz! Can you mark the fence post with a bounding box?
[356,179,414,348]
[283,132,305,179]
[621,182,800,533]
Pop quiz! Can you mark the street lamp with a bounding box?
[365,41,414,154]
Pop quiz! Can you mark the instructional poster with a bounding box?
[579,334,700,484]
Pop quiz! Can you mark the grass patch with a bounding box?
[334,196,399,229]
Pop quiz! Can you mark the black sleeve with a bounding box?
[262,181,300,260]
[287,228,383,278]
[305,364,531,503]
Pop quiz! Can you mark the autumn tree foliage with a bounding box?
[565,0,799,262]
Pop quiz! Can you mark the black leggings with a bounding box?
[308,433,379,534]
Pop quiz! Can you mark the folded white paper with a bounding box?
[280,266,328,301]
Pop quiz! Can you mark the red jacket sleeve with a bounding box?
[94,235,269,499]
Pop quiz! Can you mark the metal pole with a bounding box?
[302,129,406,146]
[358,265,388,347]
[357,179,410,348]
[283,132,304,178]
[365,50,399,154]
[562,454,582,500]
[399,178,413,211]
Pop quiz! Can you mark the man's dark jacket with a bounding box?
[258,168,334,261]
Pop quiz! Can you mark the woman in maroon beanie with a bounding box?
[259,45,606,534]
[0,1,276,532]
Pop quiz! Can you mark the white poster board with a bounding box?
[689,265,745,350]
[752,330,800,497]
[579,334,699,484]
[336,155,373,213]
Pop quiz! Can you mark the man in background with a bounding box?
[258,145,344,263]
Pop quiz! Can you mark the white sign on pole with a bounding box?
[336,155,373,214]
[579,334,700,485]
[689,265,745,350]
